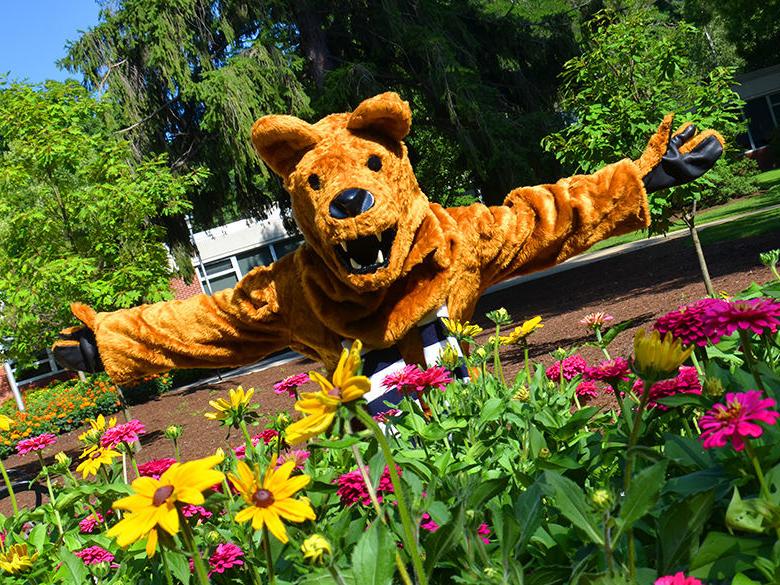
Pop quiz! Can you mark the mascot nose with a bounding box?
[329,188,375,219]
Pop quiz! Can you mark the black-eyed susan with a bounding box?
[285,340,370,445]
[499,316,544,345]
[632,328,693,383]
[205,386,257,427]
[76,446,122,478]
[229,458,315,543]
[301,534,332,564]
[0,543,38,575]
[107,454,225,556]
[441,317,483,341]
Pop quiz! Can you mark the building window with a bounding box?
[743,91,780,150]
[197,236,303,294]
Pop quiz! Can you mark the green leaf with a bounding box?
[478,398,504,424]
[616,460,668,537]
[513,481,544,555]
[310,436,363,449]
[732,573,762,585]
[542,472,604,545]
[351,521,396,585]
[689,532,771,579]
[59,546,88,584]
[467,476,509,509]
[299,570,356,584]
[657,491,714,573]
[166,551,191,585]
[725,487,768,534]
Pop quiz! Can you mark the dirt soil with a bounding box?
[2,230,777,513]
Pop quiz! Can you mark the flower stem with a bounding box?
[160,549,175,585]
[350,443,384,517]
[355,406,428,585]
[239,420,254,459]
[36,453,63,536]
[329,566,349,585]
[493,325,504,385]
[123,442,140,478]
[263,527,276,585]
[0,457,18,515]
[173,439,181,462]
[179,512,210,585]
[595,327,611,360]
[523,345,531,385]
[744,441,771,501]
[738,330,765,392]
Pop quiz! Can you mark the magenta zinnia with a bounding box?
[699,390,779,451]
[137,458,177,480]
[273,373,310,397]
[16,433,57,456]
[477,522,491,544]
[631,366,702,410]
[545,355,588,381]
[586,358,630,384]
[420,513,440,533]
[575,380,601,399]
[655,298,728,347]
[78,512,104,534]
[335,466,399,506]
[655,573,703,585]
[209,542,244,575]
[276,449,310,471]
[705,297,780,337]
[382,364,422,394]
[101,419,145,448]
[74,546,115,566]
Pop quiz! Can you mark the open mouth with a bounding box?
[334,227,396,274]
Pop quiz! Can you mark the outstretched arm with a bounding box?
[452,117,723,289]
[53,255,296,385]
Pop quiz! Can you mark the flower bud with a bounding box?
[440,344,461,369]
[90,562,111,579]
[513,386,530,402]
[486,307,511,326]
[591,489,612,509]
[539,447,551,459]
[54,452,71,467]
[207,530,221,544]
[276,412,291,427]
[301,534,332,565]
[702,377,725,398]
[163,424,182,440]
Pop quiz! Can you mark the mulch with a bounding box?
[1,228,776,513]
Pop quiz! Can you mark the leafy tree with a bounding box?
[0,80,205,366]
[541,7,751,296]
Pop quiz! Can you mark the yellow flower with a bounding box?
[442,317,483,339]
[439,344,461,369]
[499,316,544,344]
[0,543,39,574]
[301,534,332,565]
[205,386,255,423]
[285,340,370,445]
[632,329,693,382]
[76,447,122,478]
[79,414,117,443]
[0,414,13,432]
[229,458,315,543]
[107,454,225,556]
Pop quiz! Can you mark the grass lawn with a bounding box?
[756,168,780,189]
[589,184,780,253]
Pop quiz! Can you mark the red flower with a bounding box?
[655,572,703,585]
[335,466,400,506]
[383,365,452,394]
[74,545,115,565]
[705,298,780,337]
[209,542,244,575]
[575,380,601,399]
[273,373,310,397]
[477,522,491,544]
[137,458,177,480]
[420,513,440,533]
[78,512,104,534]
[16,433,57,456]
[586,358,630,385]
[655,298,728,347]
[699,390,779,451]
[631,366,701,410]
[546,355,588,381]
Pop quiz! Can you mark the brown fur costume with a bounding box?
[58,93,723,384]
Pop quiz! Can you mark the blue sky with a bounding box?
[0,0,101,83]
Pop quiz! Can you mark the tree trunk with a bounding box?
[684,202,716,297]
[293,1,333,89]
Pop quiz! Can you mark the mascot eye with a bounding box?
[367,155,382,172]
[308,174,321,190]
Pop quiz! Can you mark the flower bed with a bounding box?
[0,375,121,458]
[1,254,780,584]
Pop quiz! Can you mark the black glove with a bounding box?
[642,124,724,193]
[52,326,103,373]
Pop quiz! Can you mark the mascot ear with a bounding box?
[347,92,412,142]
[251,115,322,177]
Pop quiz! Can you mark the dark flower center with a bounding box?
[328,386,342,398]
[715,400,742,421]
[153,485,174,506]
[253,489,275,508]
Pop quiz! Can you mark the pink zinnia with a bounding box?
[655,298,729,347]
[706,297,780,337]
[16,433,57,456]
[477,522,491,544]
[181,504,213,519]
[257,429,279,444]
[420,513,439,533]
[546,355,588,382]
[586,358,630,385]
[79,512,104,534]
[335,466,400,506]
[276,449,310,470]
[416,366,453,392]
[75,545,115,565]
[209,542,244,575]
[273,373,310,397]
[137,458,177,480]
[579,312,614,329]
[700,390,779,451]
[101,419,145,448]
[576,380,601,399]
[382,364,423,394]
[373,408,402,423]
[632,366,701,410]
[655,573,703,585]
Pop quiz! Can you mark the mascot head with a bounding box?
[251,93,432,293]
